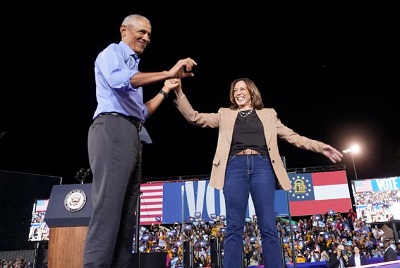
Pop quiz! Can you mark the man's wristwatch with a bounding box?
[159,90,168,99]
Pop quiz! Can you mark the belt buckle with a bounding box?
[137,122,142,132]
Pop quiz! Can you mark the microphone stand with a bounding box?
[134,191,143,267]
[282,156,296,268]
[134,127,152,267]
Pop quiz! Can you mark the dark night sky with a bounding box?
[1,7,399,185]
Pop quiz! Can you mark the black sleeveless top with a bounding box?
[229,109,268,155]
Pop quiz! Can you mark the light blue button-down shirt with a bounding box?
[92,41,147,123]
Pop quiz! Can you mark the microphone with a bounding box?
[75,168,85,179]
[83,168,91,177]
[76,167,91,184]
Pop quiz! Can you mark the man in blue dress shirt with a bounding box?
[83,14,196,268]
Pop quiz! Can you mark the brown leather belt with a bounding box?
[236,149,260,155]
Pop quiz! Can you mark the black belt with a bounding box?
[95,112,142,131]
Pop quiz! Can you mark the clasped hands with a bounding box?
[164,78,182,97]
[162,57,195,97]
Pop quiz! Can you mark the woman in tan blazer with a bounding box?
[169,77,343,268]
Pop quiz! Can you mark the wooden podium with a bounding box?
[44,183,93,268]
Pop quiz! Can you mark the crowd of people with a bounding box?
[354,188,400,223]
[2,210,400,267]
[1,256,32,268]
[133,210,400,267]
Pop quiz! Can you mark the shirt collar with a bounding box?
[119,41,140,61]
[131,54,139,60]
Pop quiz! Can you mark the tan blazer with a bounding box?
[174,94,327,191]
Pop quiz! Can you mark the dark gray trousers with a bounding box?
[84,114,141,268]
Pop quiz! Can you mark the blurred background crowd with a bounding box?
[2,210,399,267]
[133,209,400,267]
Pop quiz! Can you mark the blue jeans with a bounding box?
[223,154,283,268]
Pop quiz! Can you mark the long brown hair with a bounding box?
[229,78,264,110]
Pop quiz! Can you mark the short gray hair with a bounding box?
[121,14,150,27]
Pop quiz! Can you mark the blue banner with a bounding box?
[160,180,289,224]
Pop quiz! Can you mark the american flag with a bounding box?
[354,180,373,193]
[139,182,163,225]
[35,199,49,212]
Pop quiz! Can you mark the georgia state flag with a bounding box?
[288,171,351,216]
